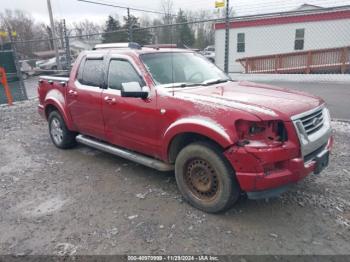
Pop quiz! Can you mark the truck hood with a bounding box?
[174,81,323,121]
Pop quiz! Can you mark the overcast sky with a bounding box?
[2,0,350,25]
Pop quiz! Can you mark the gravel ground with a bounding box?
[0,99,349,255]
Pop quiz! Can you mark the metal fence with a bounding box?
[0,46,28,104]
[0,17,219,104]
[1,3,349,105]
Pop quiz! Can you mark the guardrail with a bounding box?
[237,46,350,74]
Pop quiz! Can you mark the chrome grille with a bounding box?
[298,107,324,136]
[291,105,332,159]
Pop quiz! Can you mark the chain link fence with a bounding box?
[1,3,349,105]
[0,17,219,105]
[0,45,28,105]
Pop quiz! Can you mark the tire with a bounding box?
[48,111,77,149]
[175,141,240,213]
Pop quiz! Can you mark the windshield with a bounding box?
[141,52,229,87]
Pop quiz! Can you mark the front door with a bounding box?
[67,56,105,139]
[102,57,160,158]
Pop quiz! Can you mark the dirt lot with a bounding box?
[0,99,349,255]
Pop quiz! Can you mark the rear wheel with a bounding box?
[175,142,240,213]
[48,111,77,149]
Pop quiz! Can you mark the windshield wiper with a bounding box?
[161,82,199,88]
[201,78,230,86]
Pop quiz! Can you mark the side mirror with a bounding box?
[121,82,149,99]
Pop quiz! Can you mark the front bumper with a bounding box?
[224,135,333,197]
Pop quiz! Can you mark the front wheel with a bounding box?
[175,142,240,213]
[48,111,77,149]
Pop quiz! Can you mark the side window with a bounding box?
[237,33,245,53]
[294,29,305,50]
[80,59,104,87]
[108,60,143,90]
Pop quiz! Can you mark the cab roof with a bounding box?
[90,42,194,56]
[88,47,193,55]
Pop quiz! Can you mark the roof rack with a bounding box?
[94,42,142,50]
[144,44,177,49]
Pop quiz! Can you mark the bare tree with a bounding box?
[139,14,152,27]
[0,10,35,42]
[188,10,216,49]
[161,0,174,24]
[159,0,174,44]
[0,9,49,58]
[72,19,102,40]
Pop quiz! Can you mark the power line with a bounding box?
[77,0,211,21]
[77,0,178,17]
[5,3,350,45]
[4,15,226,45]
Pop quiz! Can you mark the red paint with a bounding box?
[215,10,350,30]
[38,48,333,194]
[226,134,333,192]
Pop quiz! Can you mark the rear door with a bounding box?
[102,55,160,158]
[67,55,106,139]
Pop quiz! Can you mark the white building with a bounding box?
[215,4,350,73]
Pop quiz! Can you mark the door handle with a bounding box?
[104,96,116,104]
[68,90,78,96]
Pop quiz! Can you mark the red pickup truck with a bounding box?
[38,43,333,213]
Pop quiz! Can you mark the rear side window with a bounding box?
[79,58,104,87]
[108,60,143,90]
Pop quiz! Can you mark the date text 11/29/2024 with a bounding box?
[127,255,219,261]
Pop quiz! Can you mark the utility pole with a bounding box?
[224,0,230,74]
[47,0,61,70]
[59,21,65,50]
[127,8,133,42]
[63,19,71,71]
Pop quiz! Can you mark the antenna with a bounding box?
[170,16,174,92]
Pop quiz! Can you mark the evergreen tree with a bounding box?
[160,14,174,44]
[175,9,194,47]
[122,15,152,45]
[102,15,127,43]
[195,27,205,49]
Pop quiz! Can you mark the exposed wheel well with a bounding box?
[168,133,224,163]
[45,104,59,119]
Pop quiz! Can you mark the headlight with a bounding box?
[323,107,331,127]
[235,120,287,147]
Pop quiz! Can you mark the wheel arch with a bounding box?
[163,117,236,163]
[44,98,74,131]
[168,132,227,163]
